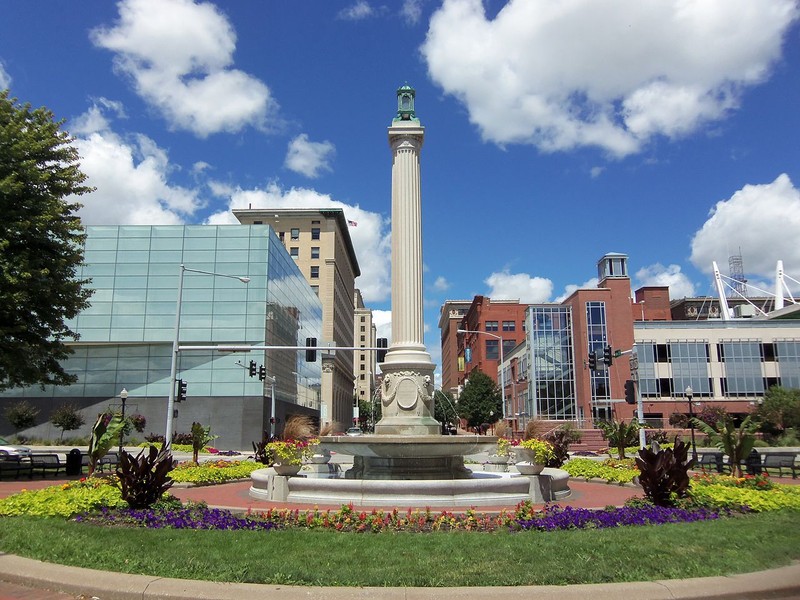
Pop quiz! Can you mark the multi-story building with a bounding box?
[438,300,472,395]
[233,207,360,431]
[0,225,322,449]
[476,253,800,433]
[455,296,529,418]
[353,289,377,407]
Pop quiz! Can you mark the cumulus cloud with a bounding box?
[401,0,423,25]
[690,174,800,283]
[635,264,696,300]
[432,276,450,292]
[0,61,11,89]
[206,181,392,302]
[372,309,392,344]
[91,0,276,137]
[338,0,374,20]
[554,278,600,303]
[69,100,204,225]
[485,270,553,303]
[421,0,798,157]
[284,134,335,178]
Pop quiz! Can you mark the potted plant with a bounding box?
[267,439,313,475]
[486,437,512,468]
[514,438,555,475]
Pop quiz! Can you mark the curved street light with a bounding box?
[165,264,250,447]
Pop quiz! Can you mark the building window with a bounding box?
[502,321,515,332]
[669,340,711,396]
[310,266,319,279]
[290,247,299,259]
[776,340,800,388]
[311,228,320,240]
[360,316,366,322]
[361,353,366,361]
[253,220,262,224]
[721,340,764,396]
[291,228,300,240]
[360,326,365,332]
[311,286,319,296]
[311,246,320,259]
[485,321,498,332]
[361,335,365,342]
[278,232,285,241]
[486,339,499,360]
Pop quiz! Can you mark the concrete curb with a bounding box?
[1,553,798,600]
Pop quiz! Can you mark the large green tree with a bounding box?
[756,386,800,436]
[0,91,93,391]
[457,368,501,430]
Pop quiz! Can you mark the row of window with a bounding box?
[639,376,786,398]
[289,247,321,259]
[277,227,321,241]
[639,341,800,363]
[485,321,518,332]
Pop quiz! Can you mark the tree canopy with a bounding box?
[457,368,502,429]
[756,386,800,435]
[0,91,93,391]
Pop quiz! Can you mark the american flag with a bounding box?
[347,220,358,227]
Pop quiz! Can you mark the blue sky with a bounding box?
[2,0,800,378]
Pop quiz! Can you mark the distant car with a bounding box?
[0,436,32,458]
[345,427,364,436]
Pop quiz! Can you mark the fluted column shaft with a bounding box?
[389,128,425,350]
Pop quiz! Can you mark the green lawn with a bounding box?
[1,511,798,586]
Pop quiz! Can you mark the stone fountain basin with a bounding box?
[319,435,497,458]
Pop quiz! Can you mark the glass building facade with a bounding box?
[526,306,577,420]
[1,225,322,448]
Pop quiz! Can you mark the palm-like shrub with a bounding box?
[190,422,217,463]
[543,424,582,467]
[116,445,174,509]
[88,412,126,476]
[693,415,758,477]
[597,419,639,459]
[635,438,693,507]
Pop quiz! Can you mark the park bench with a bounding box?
[696,452,728,474]
[0,454,33,479]
[30,453,63,477]
[759,452,798,478]
[97,452,121,473]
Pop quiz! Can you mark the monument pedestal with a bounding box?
[374,347,439,436]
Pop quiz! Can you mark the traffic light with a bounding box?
[248,360,257,377]
[603,345,614,366]
[624,380,636,404]
[177,379,187,403]
[587,351,597,371]
[269,417,276,424]
[258,365,266,381]
[377,337,388,362]
[305,337,317,362]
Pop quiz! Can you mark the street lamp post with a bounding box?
[685,386,698,463]
[457,329,506,422]
[165,264,250,447]
[264,374,277,439]
[118,388,128,456]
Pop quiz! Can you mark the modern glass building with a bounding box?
[525,306,578,421]
[0,225,322,449]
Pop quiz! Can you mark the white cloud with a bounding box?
[206,181,392,302]
[554,278,600,303]
[421,0,798,157]
[635,264,695,300]
[284,134,335,178]
[91,0,276,137]
[372,309,392,343]
[690,174,800,282]
[70,100,203,225]
[0,60,12,89]
[338,1,374,20]
[432,275,450,292]
[401,0,423,25]
[590,166,604,178]
[485,270,553,303]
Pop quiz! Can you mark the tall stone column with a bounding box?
[375,85,439,436]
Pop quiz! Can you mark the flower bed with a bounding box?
[0,477,124,518]
[562,457,639,484]
[169,460,262,485]
[688,473,800,512]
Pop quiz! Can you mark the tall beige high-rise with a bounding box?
[233,208,360,431]
[375,85,439,435]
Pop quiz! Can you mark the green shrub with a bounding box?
[169,460,262,485]
[3,400,39,431]
[117,445,174,509]
[635,438,693,506]
[689,476,800,512]
[0,477,124,518]
[562,458,639,484]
